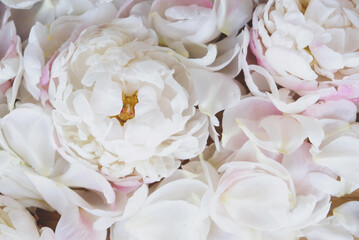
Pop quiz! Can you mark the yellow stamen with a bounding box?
[110,91,138,126]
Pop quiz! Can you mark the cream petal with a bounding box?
[189,68,241,120]
[333,201,359,237]
[313,136,359,185]
[216,0,253,36]
[57,162,115,204]
[124,201,202,240]
[265,46,318,81]
[0,106,55,176]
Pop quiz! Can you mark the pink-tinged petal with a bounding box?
[118,0,152,17]
[0,80,12,94]
[282,142,335,196]
[4,34,18,58]
[321,81,359,102]
[112,176,143,194]
[7,35,23,110]
[207,29,244,76]
[291,114,324,148]
[259,115,308,154]
[303,100,357,122]
[249,14,275,72]
[23,22,48,100]
[122,184,148,218]
[56,207,106,240]
[222,97,281,150]
[40,51,58,87]
[26,173,71,214]
[216,0,253,36]
[268,91,320,114]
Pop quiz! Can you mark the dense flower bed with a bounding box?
[0,0,358,239]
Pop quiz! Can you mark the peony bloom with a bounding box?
[0,195,55,240]
[0,3,22,110]
[22,8,242,185]
[119,0,253,76]
[250,0,359,102]
[210,142,331,239]
[50,18,209,183]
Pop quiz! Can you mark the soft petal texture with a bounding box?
[1,0,41,9]
[111,160,218,240]
[26,15,212,183]
[0,104,121,231]
[216,0,253,36]
[303,216,353,240]
[0,106,55,176]
[119,0,253,74]
[0,7,23,110]
[333,201,359,237]
[249,0,359,107]
[210,142,330,238]
[56,206,106,240]
[189,68,241,125]
[0,195,54,240]
[24,3,118,100]
[222,96,324,154]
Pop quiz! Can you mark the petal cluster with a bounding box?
[0,0,358,240]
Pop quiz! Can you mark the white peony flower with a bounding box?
[23,10,228,184]
[250,0,359,102]
[0,195,55,240]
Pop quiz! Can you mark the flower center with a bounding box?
[110,91,138,126]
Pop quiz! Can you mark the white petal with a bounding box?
[265,46,318,80]
[334,201,359,237]
[0,106,55,176]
